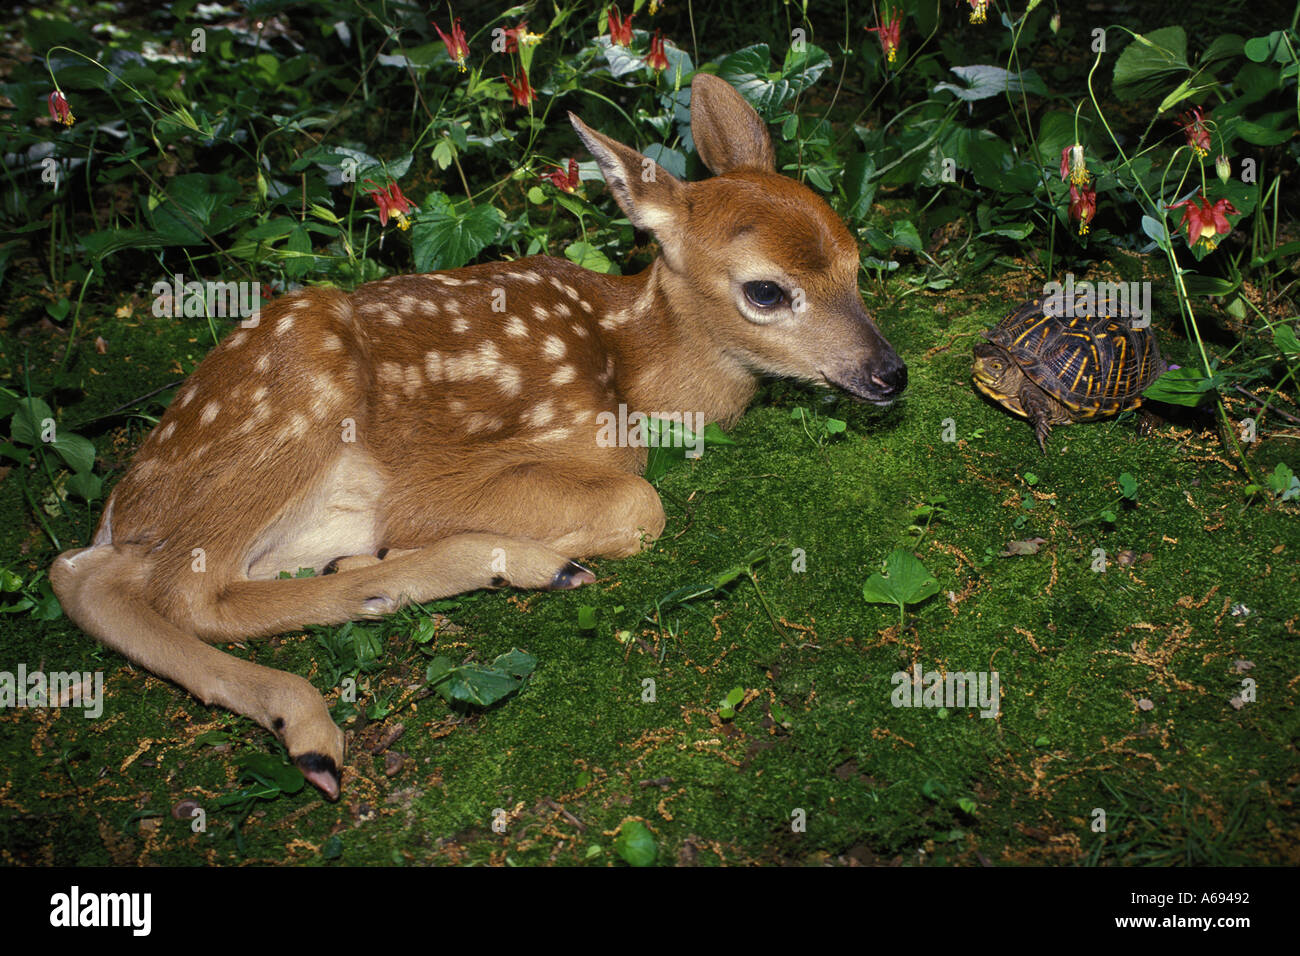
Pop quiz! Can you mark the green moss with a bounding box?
[3,281,1295,867]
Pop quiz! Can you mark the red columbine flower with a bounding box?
[647,31,670,71]
[434,18,470,72]
[1179,106,1211,158]
[364,180,415,230]
[608,6,634,47]
[1059,143,1089,186]
[867,9,902,64]
[967,0,988,23]
[504,68,536,107]
[541,158,580,193]
[47,90,74,126]
[1068,183,1097,235]
[1170,193,1238,250]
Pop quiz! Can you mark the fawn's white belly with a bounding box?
[244,448,385,579]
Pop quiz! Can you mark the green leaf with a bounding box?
[1182,273,1238,296]
[862,549,940,610]
[842,151,878,222]
[782,43,832,91]
[1119,472,1138,500]
[718,45,793,119]
[613,819,656,866]
[65,470,103,503]
[1113,27,1189,101]
[411,193,502,272]
[564,241,613,274]
[1266,462,1296,496]
[1273,325,1300,358]
[933,65,1047,101]
[1141,215,1170,249]
[597,36,644,78]
[148,173,244,245]
[238,752,305,795]
[1244,31,1293,64]
[577,605,597,631]
[1142,366,1214,406]
[50,432,96,475]
[10,398,54,446]
[891,220,923,253]
[490,648,537,680]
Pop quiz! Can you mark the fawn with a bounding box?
[50,75,906,799]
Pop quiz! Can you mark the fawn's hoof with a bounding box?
[550,560,596,590]
[295,751,342,801]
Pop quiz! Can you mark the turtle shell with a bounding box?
[983,298,1166,419]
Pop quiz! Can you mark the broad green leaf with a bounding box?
[1142,366,1213,406]
[1182,273,1238,296]
[411,193,502,272]
[10,397,54,446]
[1244,31,1293,64]
[718,45,792,119]
[933,65,1047,101]
[1273,325,1300,358]
[891,220,923,253]
[564,241,614,273]
[782,43,832,92]
[613,820,656,866]
[491,649,536,676]
[862,549,940,609]
[1266,462,1295,496]
[1113,27,1189,101]
[50,431,96,474]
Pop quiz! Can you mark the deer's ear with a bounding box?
[688,74,775,175]
[569,113,684,243]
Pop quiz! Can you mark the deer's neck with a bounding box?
[602,259,758,428]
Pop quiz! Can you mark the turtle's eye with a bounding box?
[743,281,786,309]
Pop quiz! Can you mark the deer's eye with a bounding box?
[743,281,786,309]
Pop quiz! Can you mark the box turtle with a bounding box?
[972,298,1167,451]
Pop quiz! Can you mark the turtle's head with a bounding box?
[972,342,1024,407]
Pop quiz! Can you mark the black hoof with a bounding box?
[295,752,341,801]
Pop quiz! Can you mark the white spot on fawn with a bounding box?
[498,365,522,397]
[451,317,470,334]
[505,316,528,338]
[524,400,556,428]
[542,335,566,360]
[550,365,576,386]
[425,350,444,382]
[200,402,220,425]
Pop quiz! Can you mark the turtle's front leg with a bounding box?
[1019,384,1057,452]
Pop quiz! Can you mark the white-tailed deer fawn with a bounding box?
[50,75,906,799]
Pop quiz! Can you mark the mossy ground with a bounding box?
[1,257,1297,866]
